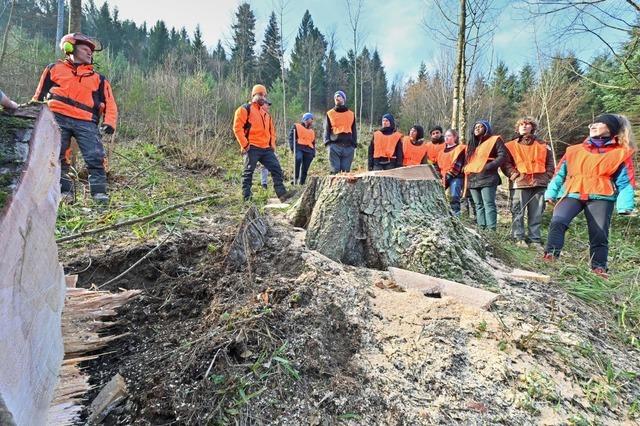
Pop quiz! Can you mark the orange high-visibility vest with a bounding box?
[563,144,632,199]
[437,144,466,176]
[294,123,315,148]
[425,142,446,163]
[505,139,548,174]
[402,136,429,166]
[327,109,355,134]
[373,131,403,159]
[464,135,500,174]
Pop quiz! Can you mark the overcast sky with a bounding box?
[103,0,635,82]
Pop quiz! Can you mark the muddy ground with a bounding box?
[64,209,640,425]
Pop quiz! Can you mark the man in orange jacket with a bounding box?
[34,33,117,204]
[233,84,292,202]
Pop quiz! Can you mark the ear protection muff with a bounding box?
[63,41,74,54]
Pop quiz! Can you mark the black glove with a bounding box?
[101,124,115,135]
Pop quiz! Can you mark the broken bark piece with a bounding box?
[264,198,290,210]
[388,267,500,310]
[289,165,492,283]
[509,269,550,283]
[87,374,127,425]
[226,206,269,268]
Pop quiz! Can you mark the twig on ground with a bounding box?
[57,194,217,243]
[97,208,184,289]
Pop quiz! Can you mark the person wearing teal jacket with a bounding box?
[543,114,636,278]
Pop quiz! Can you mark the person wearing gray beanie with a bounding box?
[324,90,357,173]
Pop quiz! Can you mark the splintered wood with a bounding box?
[46,278,139,425]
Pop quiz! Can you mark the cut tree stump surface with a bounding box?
[388,267,500,310]
[289,166,493,283]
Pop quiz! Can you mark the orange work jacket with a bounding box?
[327,109,355,134]
[294,123,315,148]
[233,102,276,150]
[505,139,548,174]
[373,131,403,159]
[33,60,118,128]
[402,136,429,166]
[564,144,633,199]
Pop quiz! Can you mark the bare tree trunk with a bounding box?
[56,0,65,51]
[369,77,374,132]
[346,0,363,129]
[459,41,467,143]
[0,0,15,69]
[451,0,466,132]
[69,0,82,32]
[308,72,312,112]
[359,58,364,132]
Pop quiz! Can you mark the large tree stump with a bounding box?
[289,165,492,283]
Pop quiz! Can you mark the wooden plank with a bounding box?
[509,268,551,283]
[87,374,127,425]
[388,267,500,310]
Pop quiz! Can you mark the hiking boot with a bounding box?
[60,191,74,204]
[92,192,109,204]
[277,189,296,203]
[515,240,528,248]
[542,252,556,262]
[591,267,609,279]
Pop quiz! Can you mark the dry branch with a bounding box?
[56,194,217,243]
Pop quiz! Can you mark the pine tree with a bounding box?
[371,49,389,122]
[258,12,282,88]
[212,39,228,81]
[289,10,327,111]
[192,24,207,66]
[148,20,170,65]
[230,2,257,87]
[417,62,427,82]
[515,63,535,102]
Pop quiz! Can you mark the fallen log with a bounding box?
[290,166,492,283]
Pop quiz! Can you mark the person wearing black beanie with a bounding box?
[401,124,429,166]
[543,113,635,279]
[368,114,404,170]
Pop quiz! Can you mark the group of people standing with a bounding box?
[232,83,636,278]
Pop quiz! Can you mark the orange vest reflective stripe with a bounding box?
[373,131,402,159]
[437,144,466,176]
[564,144,632,199]
[465,135,500,174]
[327,109,355,134]
[402,136,429,166]
[426,142,446,163]
[505,139,548,174]
[294,123,315,148]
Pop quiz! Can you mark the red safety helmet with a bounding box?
[59,33,102,54]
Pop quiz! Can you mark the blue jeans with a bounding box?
[242,146,285,200]
[469,186,498,230]
[328,144,355,174]
[55,113,106,194]
[295,149,315,184]
[448,177,463,216]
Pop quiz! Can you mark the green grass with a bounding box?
[484,203,640,341]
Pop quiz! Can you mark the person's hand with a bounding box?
[510,172,520,182]
[241,146,249,155]
[100,124,115,135]
[545,199,555,208]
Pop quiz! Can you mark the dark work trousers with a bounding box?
[295,149,315,185]
[546,198,615,269]
[510,187,545,243]
[372,161,395,171]
[55,113,107,194]
[242,146,286,200]
[469,186,498,230]
[328,144,355,173]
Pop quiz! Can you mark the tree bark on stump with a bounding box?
[289,165,492,283]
